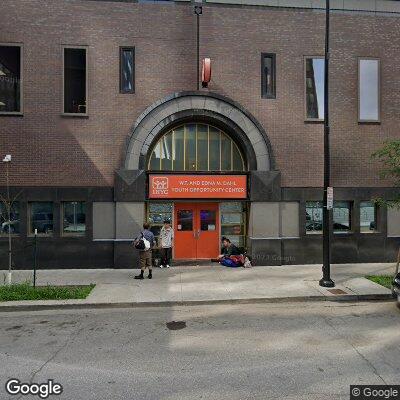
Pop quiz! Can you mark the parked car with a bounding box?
[392,271,400,306]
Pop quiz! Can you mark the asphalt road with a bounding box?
[0,301,399,400]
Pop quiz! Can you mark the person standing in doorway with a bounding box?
[134,222,155,280]
[159,219,174,268]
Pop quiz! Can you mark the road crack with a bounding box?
[13,317,85,400]
[321,314,387,385]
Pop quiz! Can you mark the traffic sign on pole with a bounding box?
[327,187,333,210]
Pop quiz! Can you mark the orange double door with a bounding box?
[174,203,219,259]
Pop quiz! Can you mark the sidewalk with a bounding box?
[0,263,395,311]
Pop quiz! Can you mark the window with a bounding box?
[333,201,351,232]
[305,57,324,120]
[148,123,246,172]
[147,202,173,239]
[261,53,276,99]
[0,202,20,235]
[63,47,87,114]
[306,201,323,234]
[306,201,352,233]
[220,202,247,248]
[29,202,53,235]
[358,58,380,122]
[360,201,377,233]
[120,47,135,93]
[0,44,22,114]
[62,202,86,235]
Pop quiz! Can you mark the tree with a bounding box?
[0,155,22,285]
[372,140,400,274]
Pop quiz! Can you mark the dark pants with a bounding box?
[161,247,172,266]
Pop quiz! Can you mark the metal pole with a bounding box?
[33,229,37,289]
[320,0,335,288]
[197,10,200,90]
[194,4,202,90]
[6,162,12,278]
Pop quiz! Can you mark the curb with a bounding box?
[0,293,395,312]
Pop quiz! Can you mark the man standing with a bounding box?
[134,222,155,280]
[159,219,174,268]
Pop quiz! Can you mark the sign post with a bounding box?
[33,229,37,289]
[327,187,333,210]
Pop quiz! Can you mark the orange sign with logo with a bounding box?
[149,174,247,199]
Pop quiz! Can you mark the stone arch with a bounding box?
[124,91,274,171]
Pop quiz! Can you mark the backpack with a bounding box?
[134,232,151,251]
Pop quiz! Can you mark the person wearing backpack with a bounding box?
[134,222,155,280]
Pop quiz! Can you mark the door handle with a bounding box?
[197,229,200,239]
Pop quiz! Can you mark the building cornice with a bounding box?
[83,0,400,15]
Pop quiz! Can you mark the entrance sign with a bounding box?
[149,174,247,199]
[327,187,333,210]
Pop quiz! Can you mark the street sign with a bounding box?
[327,186,333,210]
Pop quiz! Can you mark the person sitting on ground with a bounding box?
[134,222,155,280]
[217,237,241,261]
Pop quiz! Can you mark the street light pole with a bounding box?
[320,0,335,288]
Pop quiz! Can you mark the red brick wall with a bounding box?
[1,0,399,187]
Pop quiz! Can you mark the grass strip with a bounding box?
[365,275,393,290]
[0,283,95,302]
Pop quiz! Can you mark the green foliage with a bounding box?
[372,140,400,208]
[365,275,393,289]
[0,282,95,302]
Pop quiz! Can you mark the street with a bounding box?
[0,301,399,400]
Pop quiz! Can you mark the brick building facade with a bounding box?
[1,0,400,268]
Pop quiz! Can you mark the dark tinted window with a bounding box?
[30,202,53,235]
[0,45,21,113]
[0,202,20,234]
[64,48,87,114]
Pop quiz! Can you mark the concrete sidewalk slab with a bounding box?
[0,263,395,311]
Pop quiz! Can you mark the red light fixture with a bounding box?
[201,58,211,88]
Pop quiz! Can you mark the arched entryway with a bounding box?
[115,91,281,265]
[145,121,249,259]
[124,91,274,172]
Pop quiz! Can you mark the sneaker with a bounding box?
[166,264,170,268]
[159,265,164,269]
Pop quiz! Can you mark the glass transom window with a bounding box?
[148,123,246,172]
